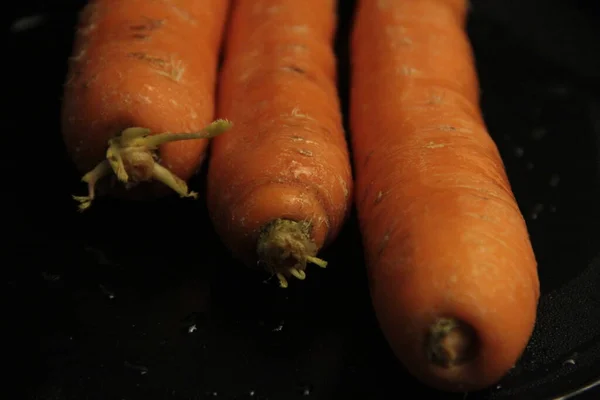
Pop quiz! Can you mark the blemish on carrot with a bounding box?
[282,65,306,74]
[127,52,166,66]
[167,4,197,24]
[266,5,281,14]
[377,231,391,258]
[298,149,313,157]
[79,23,97,36]
[290,108,314,120]
[400,36,413,46]
[438,125,457,131]
[82,73,99,89]
[424,142,446,149]
[399,65,419,76]
[139,95,152,104]
[288,25,309,34]
[378,0,392,11]
[464,205,490,218]
[132,33,150,40]
[156,58,185,82]
[291,165,313,179]
[130,18,164,31]
[429,94,444,105]
[339,176,349,199]
[386,26,407,37]
[374,190,385,204]
[70,48,87,62]
[64,74,76,88]
[287,44,308,53]
[238,71,251,82]
[291,135,317,145]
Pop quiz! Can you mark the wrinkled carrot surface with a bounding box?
[62,0,230,210]
[207,0,353,287]
[350,0,540,392]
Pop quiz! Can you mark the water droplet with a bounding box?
[513,146,524,158]
[526,162,534,170]
[10,14,46,33]
[41,272,60,282]
[297,384,313,396]
[85,246,116,266]
[249,390,255,396]
[188,324,197,333]
[548,84,570,96]
[531,127,547,140]
[272,320,285,332]
[124,361,148,375]
[530,203,544,220]
[99,284,116,299]
[549,174,560,187]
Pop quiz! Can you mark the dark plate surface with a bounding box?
[5,0,600,399]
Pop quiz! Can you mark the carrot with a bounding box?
[61,0,232,211]
[207,0,353,288]
[349,0,540,392]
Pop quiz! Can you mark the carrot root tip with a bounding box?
[71,119,232,210]
[306,255,328,268]
[257,219,325,288]
[290,268,306,280]
[71,159,111,211]
[151,163,197,199]
[426,317,478,368]
[72,195,93,212]
[276,273,289,288]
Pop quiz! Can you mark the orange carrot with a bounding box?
[350,0,540,392]
[62,0,232,211]
[207,0,353,288]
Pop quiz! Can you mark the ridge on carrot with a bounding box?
[350,0,540,392]
[207,0,353,288]
[72,119,232,211]
[61,0,230,210]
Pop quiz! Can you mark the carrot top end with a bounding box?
[256,219,326,288]
[426,317,478,368]
[71,119,233,211]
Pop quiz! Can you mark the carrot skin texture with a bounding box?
[62,0,229,199]
[350,0,539,392]
[207,0,353,284]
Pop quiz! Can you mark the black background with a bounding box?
[5,0,600,399]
